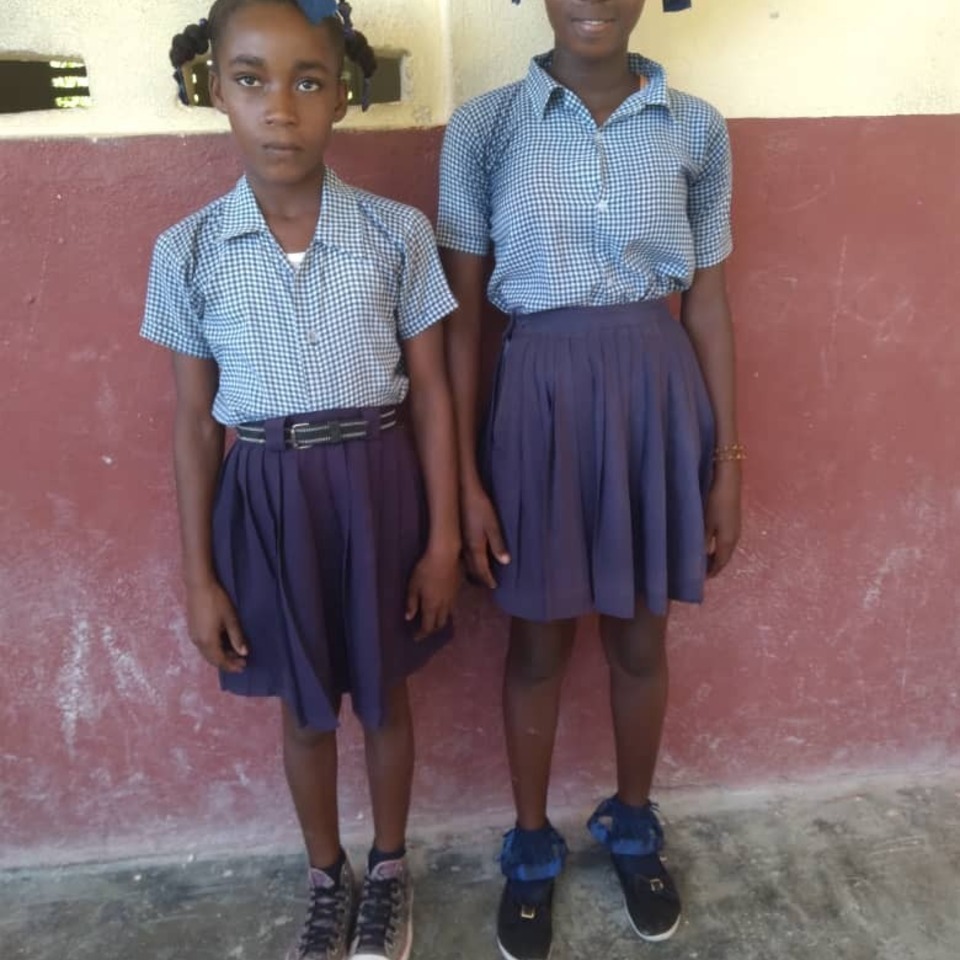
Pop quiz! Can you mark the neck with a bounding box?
[549,47,637,104]
[246,163,326,224]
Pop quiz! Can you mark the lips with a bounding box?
[572,17,617,34]
[263,143,302,153]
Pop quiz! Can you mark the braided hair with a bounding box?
[169,0,377,109]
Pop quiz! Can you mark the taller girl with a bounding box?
[438,2,742,958]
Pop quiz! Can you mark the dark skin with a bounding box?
[176,2,460,866]
[443,0,740,825]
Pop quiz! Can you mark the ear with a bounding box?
[208,67,227,115]
[333,78,349,122]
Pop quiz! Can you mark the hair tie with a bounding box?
[338,2,357,38]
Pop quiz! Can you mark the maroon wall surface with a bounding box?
[2,118,959,866]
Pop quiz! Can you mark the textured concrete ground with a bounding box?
[3,773,959,960]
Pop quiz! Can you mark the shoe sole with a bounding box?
[623,899,681,943]
[496,936,550,960]
[351,889,413,960]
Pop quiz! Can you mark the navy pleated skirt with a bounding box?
[212,407,452,731]
[484,301,715,622]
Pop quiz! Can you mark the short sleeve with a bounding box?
[140,236,212,358]
[396,211,459,341]
[688,110,734,270]
[436,105,492,256]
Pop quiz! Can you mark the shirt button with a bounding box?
[597,199,609,213]
[306,331,319,345]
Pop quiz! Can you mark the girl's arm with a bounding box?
[403,322,462,637]
[440,249,511,587]
[680,262,742,576]
[172,353,248,671]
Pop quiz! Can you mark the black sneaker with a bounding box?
[496,878,555,960]
[349,858,413,960]
[286,860,355,960]
[612,852,682,942]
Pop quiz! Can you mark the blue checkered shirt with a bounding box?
[437,55,733,314]
[141,170,457,426]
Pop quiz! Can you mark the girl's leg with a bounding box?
[596,603,682,943]
[599,602,669,804]
[363,679,415,855]
[503,617,578,829]
[353,681,416,959]
[281,702,342,868]
[496,619,576,960]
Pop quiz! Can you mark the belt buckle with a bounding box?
[287,422,312,450]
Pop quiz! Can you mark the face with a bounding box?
[209,2,348,188]
[544,0,647,60]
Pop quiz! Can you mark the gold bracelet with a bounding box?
[713,443,747,463]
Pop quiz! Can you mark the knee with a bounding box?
[282,705,335,749]
[507,627,575,685]
[604,622,667,680]
[284,719,335,750]
[363,681,412,737]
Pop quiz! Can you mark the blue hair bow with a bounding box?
[511,0,691,8]
[296,0,339,22]
[295,1,357,38]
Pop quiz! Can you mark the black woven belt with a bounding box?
[235,408,398,449]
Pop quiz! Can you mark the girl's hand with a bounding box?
[705,463,742,577]
[406,545,462,640]
[461,485,511,589]
[185,579,248,673]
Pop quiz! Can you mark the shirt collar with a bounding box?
[219,168,366,257]
[220,175,269,241]
[314,168,367,257]
[525,52,671,118]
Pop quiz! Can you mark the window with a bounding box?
[0,58,91,113]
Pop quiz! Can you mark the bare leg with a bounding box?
[363,680,415,854]
[599,602,670,806]
[503,617,578,830]
[282,703,342,868]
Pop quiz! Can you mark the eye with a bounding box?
[235,74,261,88]
[297,78,323,93]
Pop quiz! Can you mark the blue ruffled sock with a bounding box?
[590,796,666,877]
[501,823,567,903]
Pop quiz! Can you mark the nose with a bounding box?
[264,86,297,126]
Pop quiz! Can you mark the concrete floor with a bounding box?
[3,774,959,960]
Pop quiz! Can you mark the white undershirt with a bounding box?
[287,251,306,268]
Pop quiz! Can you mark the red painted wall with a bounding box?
[2,118,959,866]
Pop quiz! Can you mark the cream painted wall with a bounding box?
[0,0,958,139]
[0,0,446,138]
[451,0,960,117]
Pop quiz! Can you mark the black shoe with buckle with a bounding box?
[588,796,682,942]
[612,851,681,942]
[497,878,555,960]
[496,824,567,960]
